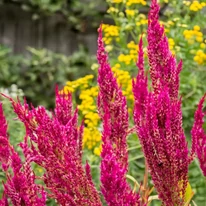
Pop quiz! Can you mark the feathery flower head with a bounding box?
[191,94,206,176]
[133,0,189,205]
[147,0,182,100]
[8,90,101,206]
[0,103,7,138]
[0,103,46,206]
[97,26,140,205]
[97,25,129,167]
[0,103,10,171]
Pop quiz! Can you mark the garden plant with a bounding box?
[0,0,206,206]
[62,0,206,203]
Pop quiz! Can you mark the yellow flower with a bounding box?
[91,63,99,71]
[105,45,113,52]
[107,7,119,13]
[127,41,138,49]
[118,54,133,65]
[196,36,203,43]
[102,24,120,45]
[200,43,205,49]
[111,64,134,111]
[183,1,191,6]
[168,38,175,51]
[125,9,136,17]
[189,1,205,11]
[193,25,200,31]
[194,50,206,65]
[94,145,102,156]
[126,0,147,6]
[109,0,123,3]
[183,27,204,44]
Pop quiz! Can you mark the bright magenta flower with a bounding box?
[191,94,206,176]
[1,90,101,206]
[133,0,189,205]
[97,26,140,206]
[0,103,46,206]
[147,0,182,100]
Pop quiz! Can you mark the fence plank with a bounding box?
[0,4,98,55]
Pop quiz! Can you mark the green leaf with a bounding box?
[184,182,194,206]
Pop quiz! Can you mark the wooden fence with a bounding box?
[0,4,100,55]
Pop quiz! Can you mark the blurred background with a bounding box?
[0,0,205,205]
[0,0,107,107]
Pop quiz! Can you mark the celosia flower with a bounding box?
[0,103,10,172]
[0,103,46,206]
[97,25,140,205]
[147,0,182,100]
[191,94,206,176]
[133,0,189,205]
[8,89,102,206]
[0,103,7,138]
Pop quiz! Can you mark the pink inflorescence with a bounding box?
[0,90,101,206]
[191,94,206,176]
[0,0,205,205]
[133,0,189,205]
[97,26,140,206]
[0,103,46,206]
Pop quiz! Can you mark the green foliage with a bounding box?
[0,45,95,108]
[1,0,106,31]
[189,160,206,205]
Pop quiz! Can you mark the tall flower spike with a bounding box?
[133,0,189,205]
[0,102,7,138]
[133,37,148,131]
[147,0,182,100]
[0,103,46,206]
[9,91,101,206]
[191,94,206,176]
[0,103,10,171]
[97,26,140,206]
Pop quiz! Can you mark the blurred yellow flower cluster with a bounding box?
[118,41,139,65]
[107,7,119,13]
[78,87,98,114]
[78,86,102,154]
[189,1,206,11]
[111,63,134,104]
[183,25,203,44]
[62,75,102,155]
[168,38,175,54]
[126,0,147,6]
[107,0,146,5]
[63,75,94,93]
[102,24,120,44]
[118,54,134,65]
[136,14,147,26]
[194,50,206,65]
[125,9,136,17]
[109,0,124,3]
[183,25,206,65]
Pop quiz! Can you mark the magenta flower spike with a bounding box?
[0,103,10,171]
[133,0,189,205]
[191,94,206,176]
[0,103,46,206]
[147,0,182,100]
[2,90,102,206]
[0,103,7,138]
[97,26,140,206]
